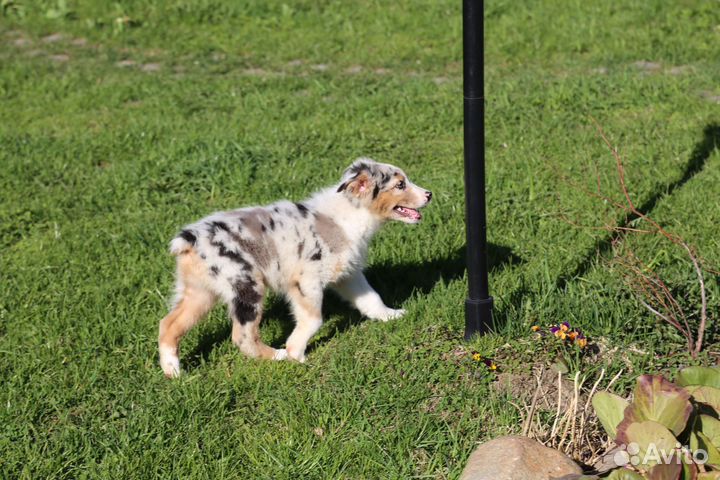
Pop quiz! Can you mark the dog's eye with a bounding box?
[395,181,406,190]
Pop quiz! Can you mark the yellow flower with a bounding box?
[531,325,540,332]
[472,353,482,362]
[488,362,497,371]
[577,338,587,349]
[567,331,578,341]
[555,330,566,340]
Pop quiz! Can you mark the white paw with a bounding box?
[286,347,306,363]
[159,347,181,378]
[374,308,406,322]
[273,348,288,361]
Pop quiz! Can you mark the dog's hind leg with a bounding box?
[229,280,285,360]
[159,250,217,378]
[158,286,216,378]
[284,277,324,363]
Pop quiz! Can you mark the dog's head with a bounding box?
[336,158,432,224]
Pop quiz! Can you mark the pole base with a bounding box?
[464,296,494,340]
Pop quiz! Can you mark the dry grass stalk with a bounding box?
[563,118,714,358]
[513,367,611,467]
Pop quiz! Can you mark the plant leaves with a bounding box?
[620,375,692,437]
[696,414,720,448]
[686,386,720,413]
[682,460,698,480]
[676,367,720,389]
[593,392,630,440]
[553,475,600,480]
[694,431,720,468]
[607,469,645,480]
[697,472,720,480]
[616,420,678,469]
[647,458,682,480]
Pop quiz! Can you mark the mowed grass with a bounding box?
[1,0,719,478]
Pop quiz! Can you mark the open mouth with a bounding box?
[393,206,422,222]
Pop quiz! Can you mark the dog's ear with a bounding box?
[340,171,373,196]
[337,159,376,197]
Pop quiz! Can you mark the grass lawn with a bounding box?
[1,0,719,478]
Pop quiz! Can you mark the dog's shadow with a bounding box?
[184,243,521,369]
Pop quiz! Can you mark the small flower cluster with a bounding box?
[471,352,497,371]
[532,321,587,349]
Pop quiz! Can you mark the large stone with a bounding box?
[460,435,583,480]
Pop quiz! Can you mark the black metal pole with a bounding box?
[463,0,493,340]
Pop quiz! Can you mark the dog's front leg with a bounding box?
[285,278,324,363]
[331,271,405,322]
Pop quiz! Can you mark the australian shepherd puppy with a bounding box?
[158,158,432,377]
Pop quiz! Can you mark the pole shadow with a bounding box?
[556,123,720,289]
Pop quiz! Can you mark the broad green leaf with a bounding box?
[677,367,720,389]
[607,469,645,480]
[687,386,720,413]
[695,431,720,468]
[622,375,692,436]
[697,414,720,448]
[698,472,720,480]
[691,431,702,454]
[647,459,682,480]
[682,460,698,480]
[593,392,630,440]
[616,420,679,469]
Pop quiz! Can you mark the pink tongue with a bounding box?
[399,207,421,220]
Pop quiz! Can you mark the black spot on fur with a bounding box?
[179,229,196,245]
[380,172,391,187]
[230,279,261,325]
[200,254,207,260]
[210,221,230,232]
[209,231,251,269]
[372,184,380,199]
[337,182,348,193]
[293,281,304,297]
[233,281,260,303]
[269,218,275,230]
[297,241,305,258]
[210,265,219,276]
[219,245,249,267]
[273,207,280,213]
[295,202,309,218]
[350,162,370,175]
[261,224,267,232]
[309,240,322,260]
[231,298,256,325]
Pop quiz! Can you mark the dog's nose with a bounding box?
[425,191,432,202]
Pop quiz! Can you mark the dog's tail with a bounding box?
[169,229,197,256]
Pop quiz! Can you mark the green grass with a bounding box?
[1,0,719,478]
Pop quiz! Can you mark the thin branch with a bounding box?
[587,117,712,358]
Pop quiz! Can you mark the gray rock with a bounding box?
[460,435,583,480]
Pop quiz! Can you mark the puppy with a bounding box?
[158,157,432,377]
